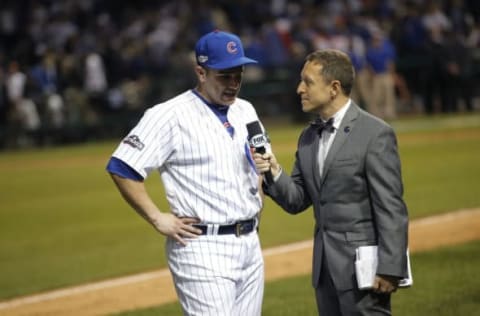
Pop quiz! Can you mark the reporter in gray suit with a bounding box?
[255,49,409,315]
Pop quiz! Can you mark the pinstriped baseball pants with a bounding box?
[167,232,264,316]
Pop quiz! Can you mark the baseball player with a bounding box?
[106,30,268,315]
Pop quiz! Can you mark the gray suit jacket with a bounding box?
[265,103,409,291]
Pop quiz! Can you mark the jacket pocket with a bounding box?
[331,158,358,168]
[345,230,376,242]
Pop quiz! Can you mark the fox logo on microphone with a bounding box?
[249,133,268,149]
[246,120,274,183]
[247,121,269,154]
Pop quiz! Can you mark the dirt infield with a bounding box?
[1,208,479,316]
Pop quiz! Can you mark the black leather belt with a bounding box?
[193,218,257,237]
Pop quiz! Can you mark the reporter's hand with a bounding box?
[373,274,400,294]
[253,152,281,178]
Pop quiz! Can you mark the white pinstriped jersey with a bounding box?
[112,90,265,224]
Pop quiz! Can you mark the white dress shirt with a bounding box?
[318,99,351,176]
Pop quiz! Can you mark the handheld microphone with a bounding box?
[246,121,274,184]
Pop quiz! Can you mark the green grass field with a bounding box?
[0,113,479,311]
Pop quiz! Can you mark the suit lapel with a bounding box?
[321,104,360,184]
[311,130,322,192]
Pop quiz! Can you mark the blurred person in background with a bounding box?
[84,50,108,113]
[364,29,398,120]
[422,26,451,114]
[346,32,370,110]
[30,51,66,140]
[0,62,7,127]
[390,0,429,113]
[0,61,8,149]
[5,60,41,147]
[441,29,475,113]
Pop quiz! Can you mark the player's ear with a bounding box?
[195,65,208,82]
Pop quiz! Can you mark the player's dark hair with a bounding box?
[305,49,355,96]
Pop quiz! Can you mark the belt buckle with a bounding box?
[235,220,254,237]
[235,222,242,237]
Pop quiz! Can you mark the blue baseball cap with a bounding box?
[195,30,258,70]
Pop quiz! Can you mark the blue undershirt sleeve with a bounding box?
[106,157,144,181]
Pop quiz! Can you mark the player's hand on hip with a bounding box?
[253,152,281,177]
[150,212,202,246]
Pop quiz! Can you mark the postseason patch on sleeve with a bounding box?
[122,135,145,150]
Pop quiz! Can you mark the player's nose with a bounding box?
[227,76,242,88]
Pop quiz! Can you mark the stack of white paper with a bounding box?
[355,245,413,290]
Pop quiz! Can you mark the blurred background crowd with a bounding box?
[1,0,480,149]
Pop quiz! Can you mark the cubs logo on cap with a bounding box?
[226,41,238,53]
[195,30,258,70]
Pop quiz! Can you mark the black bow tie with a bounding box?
[311,117,335,136]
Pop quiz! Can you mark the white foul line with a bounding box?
[0,269,170,310]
